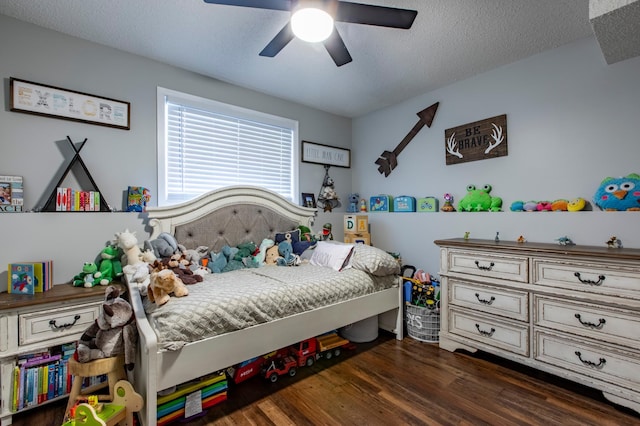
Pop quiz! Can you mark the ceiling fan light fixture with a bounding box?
[291,3,334,43]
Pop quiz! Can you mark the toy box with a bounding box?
[344,215,369,234]
[394,196,416,212]
[369,195,393,212]
[417,197,439,212]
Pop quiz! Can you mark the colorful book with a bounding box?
[0,175,23,212]
[8,263,35,294]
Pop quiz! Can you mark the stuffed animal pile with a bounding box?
[75,286,137,370]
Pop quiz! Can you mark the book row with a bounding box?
[8,261,54,294]
[55,187,101,211]
[10,343,106,413]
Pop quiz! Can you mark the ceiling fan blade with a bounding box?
[324,29,352,67]
[203,0,291,11]
[335,1,417,29]
[259,22,295,57]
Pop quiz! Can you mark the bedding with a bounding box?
[145,261,397,351]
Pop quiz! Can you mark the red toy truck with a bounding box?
[291,332,351,367]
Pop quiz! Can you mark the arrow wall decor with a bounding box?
[375,102,439,177]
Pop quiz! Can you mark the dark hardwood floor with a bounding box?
[14,332,640,426]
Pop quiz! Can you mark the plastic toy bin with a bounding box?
[404,304,440,343]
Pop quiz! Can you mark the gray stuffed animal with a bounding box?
[144,232,180,258]
[76,286,138,370]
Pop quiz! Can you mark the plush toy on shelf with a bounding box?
[97,244,124,285]
[457,184,502,212]
[72,262,103,288]
[593,173,640,211]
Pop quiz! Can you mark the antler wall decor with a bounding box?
[444,114,508,165]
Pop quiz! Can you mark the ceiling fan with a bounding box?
[203,0,418,66]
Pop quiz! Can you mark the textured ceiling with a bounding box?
[0,0,597,117]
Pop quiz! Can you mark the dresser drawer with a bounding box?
[448,308,529,356]
[533,259,640,300]
[19,302,101,346]
[448,250,528,283]
[535,330,640,392]
[534,295,640,348]
[449,280,528,321]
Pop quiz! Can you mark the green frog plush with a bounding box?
[97,244,124,285]
[458,184,502,212]
[72,262,103,288]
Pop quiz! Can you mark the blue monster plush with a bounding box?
[593,173,640,211]
[276,240,298,266]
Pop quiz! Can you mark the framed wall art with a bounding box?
[10,77,131,130]
[301,192,317,208]
[301,141,351,168]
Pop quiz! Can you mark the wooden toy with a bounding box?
[344,215,368,234]
[62,380,143,426]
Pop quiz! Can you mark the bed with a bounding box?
[125,185,404,426]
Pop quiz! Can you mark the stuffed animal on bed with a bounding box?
[161,253,203,285]
[75,286,137,370]
[148,262,189,306]
[144,232,181,258]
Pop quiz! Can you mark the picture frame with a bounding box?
[10,77,131,130]
[301,192,317,208]
[301,141,351,168]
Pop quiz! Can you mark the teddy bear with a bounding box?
[75,286,137,370]
[147,263,189,306]
[97,244,124,285]
[264,244,280,265]
[72,262,103,288]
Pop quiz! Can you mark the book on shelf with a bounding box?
[0,175,23,212]
[8,261,53,293]
[55,187,101,211]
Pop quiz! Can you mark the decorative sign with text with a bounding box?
[444,114,507,165]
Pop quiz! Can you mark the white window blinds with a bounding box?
[158,87,298,206]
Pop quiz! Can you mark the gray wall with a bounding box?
[350,36,640,275]
[0,15,351,285]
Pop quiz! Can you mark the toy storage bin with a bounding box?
[405,304,440,343]
[339,315,379,342]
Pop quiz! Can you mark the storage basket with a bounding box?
[405,303,440,343]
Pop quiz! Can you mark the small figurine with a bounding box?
[517,235,526,243]
[463,231,470,240]
[359,198,368,212]
[347,193,359,213]
[441,193,456,212]
[495,232,500,242]
[556,236,575,246]
[606,236,623,248]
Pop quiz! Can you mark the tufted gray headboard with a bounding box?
[146,186,316,252]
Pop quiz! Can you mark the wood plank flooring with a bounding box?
[13,332,640,426]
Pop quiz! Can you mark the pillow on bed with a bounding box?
[274,229,315,255]
[309,241,354,271]
[349,244,401,276]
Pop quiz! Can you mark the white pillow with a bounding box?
[309,241,355,271]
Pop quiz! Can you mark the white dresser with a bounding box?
[435,238,640,414]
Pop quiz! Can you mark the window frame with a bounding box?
[156,86,299,206]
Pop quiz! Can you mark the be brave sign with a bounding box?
[444,114,508,165]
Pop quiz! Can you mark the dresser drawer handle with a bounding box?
[574,351,606,369]
[475,293,496,305]
[475,323,496,337]
[474,261,495,271]
[49,314,81,330]
[573,272,605,286]
[574,313,606,329]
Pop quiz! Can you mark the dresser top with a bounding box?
[434,238,640,262]
[0,283,124,310]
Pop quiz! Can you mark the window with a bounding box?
[157,87,299,206]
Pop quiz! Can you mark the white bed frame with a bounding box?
[125,186,404,426]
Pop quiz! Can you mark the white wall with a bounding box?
[0,15,351,285]
[352,36,640,275]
